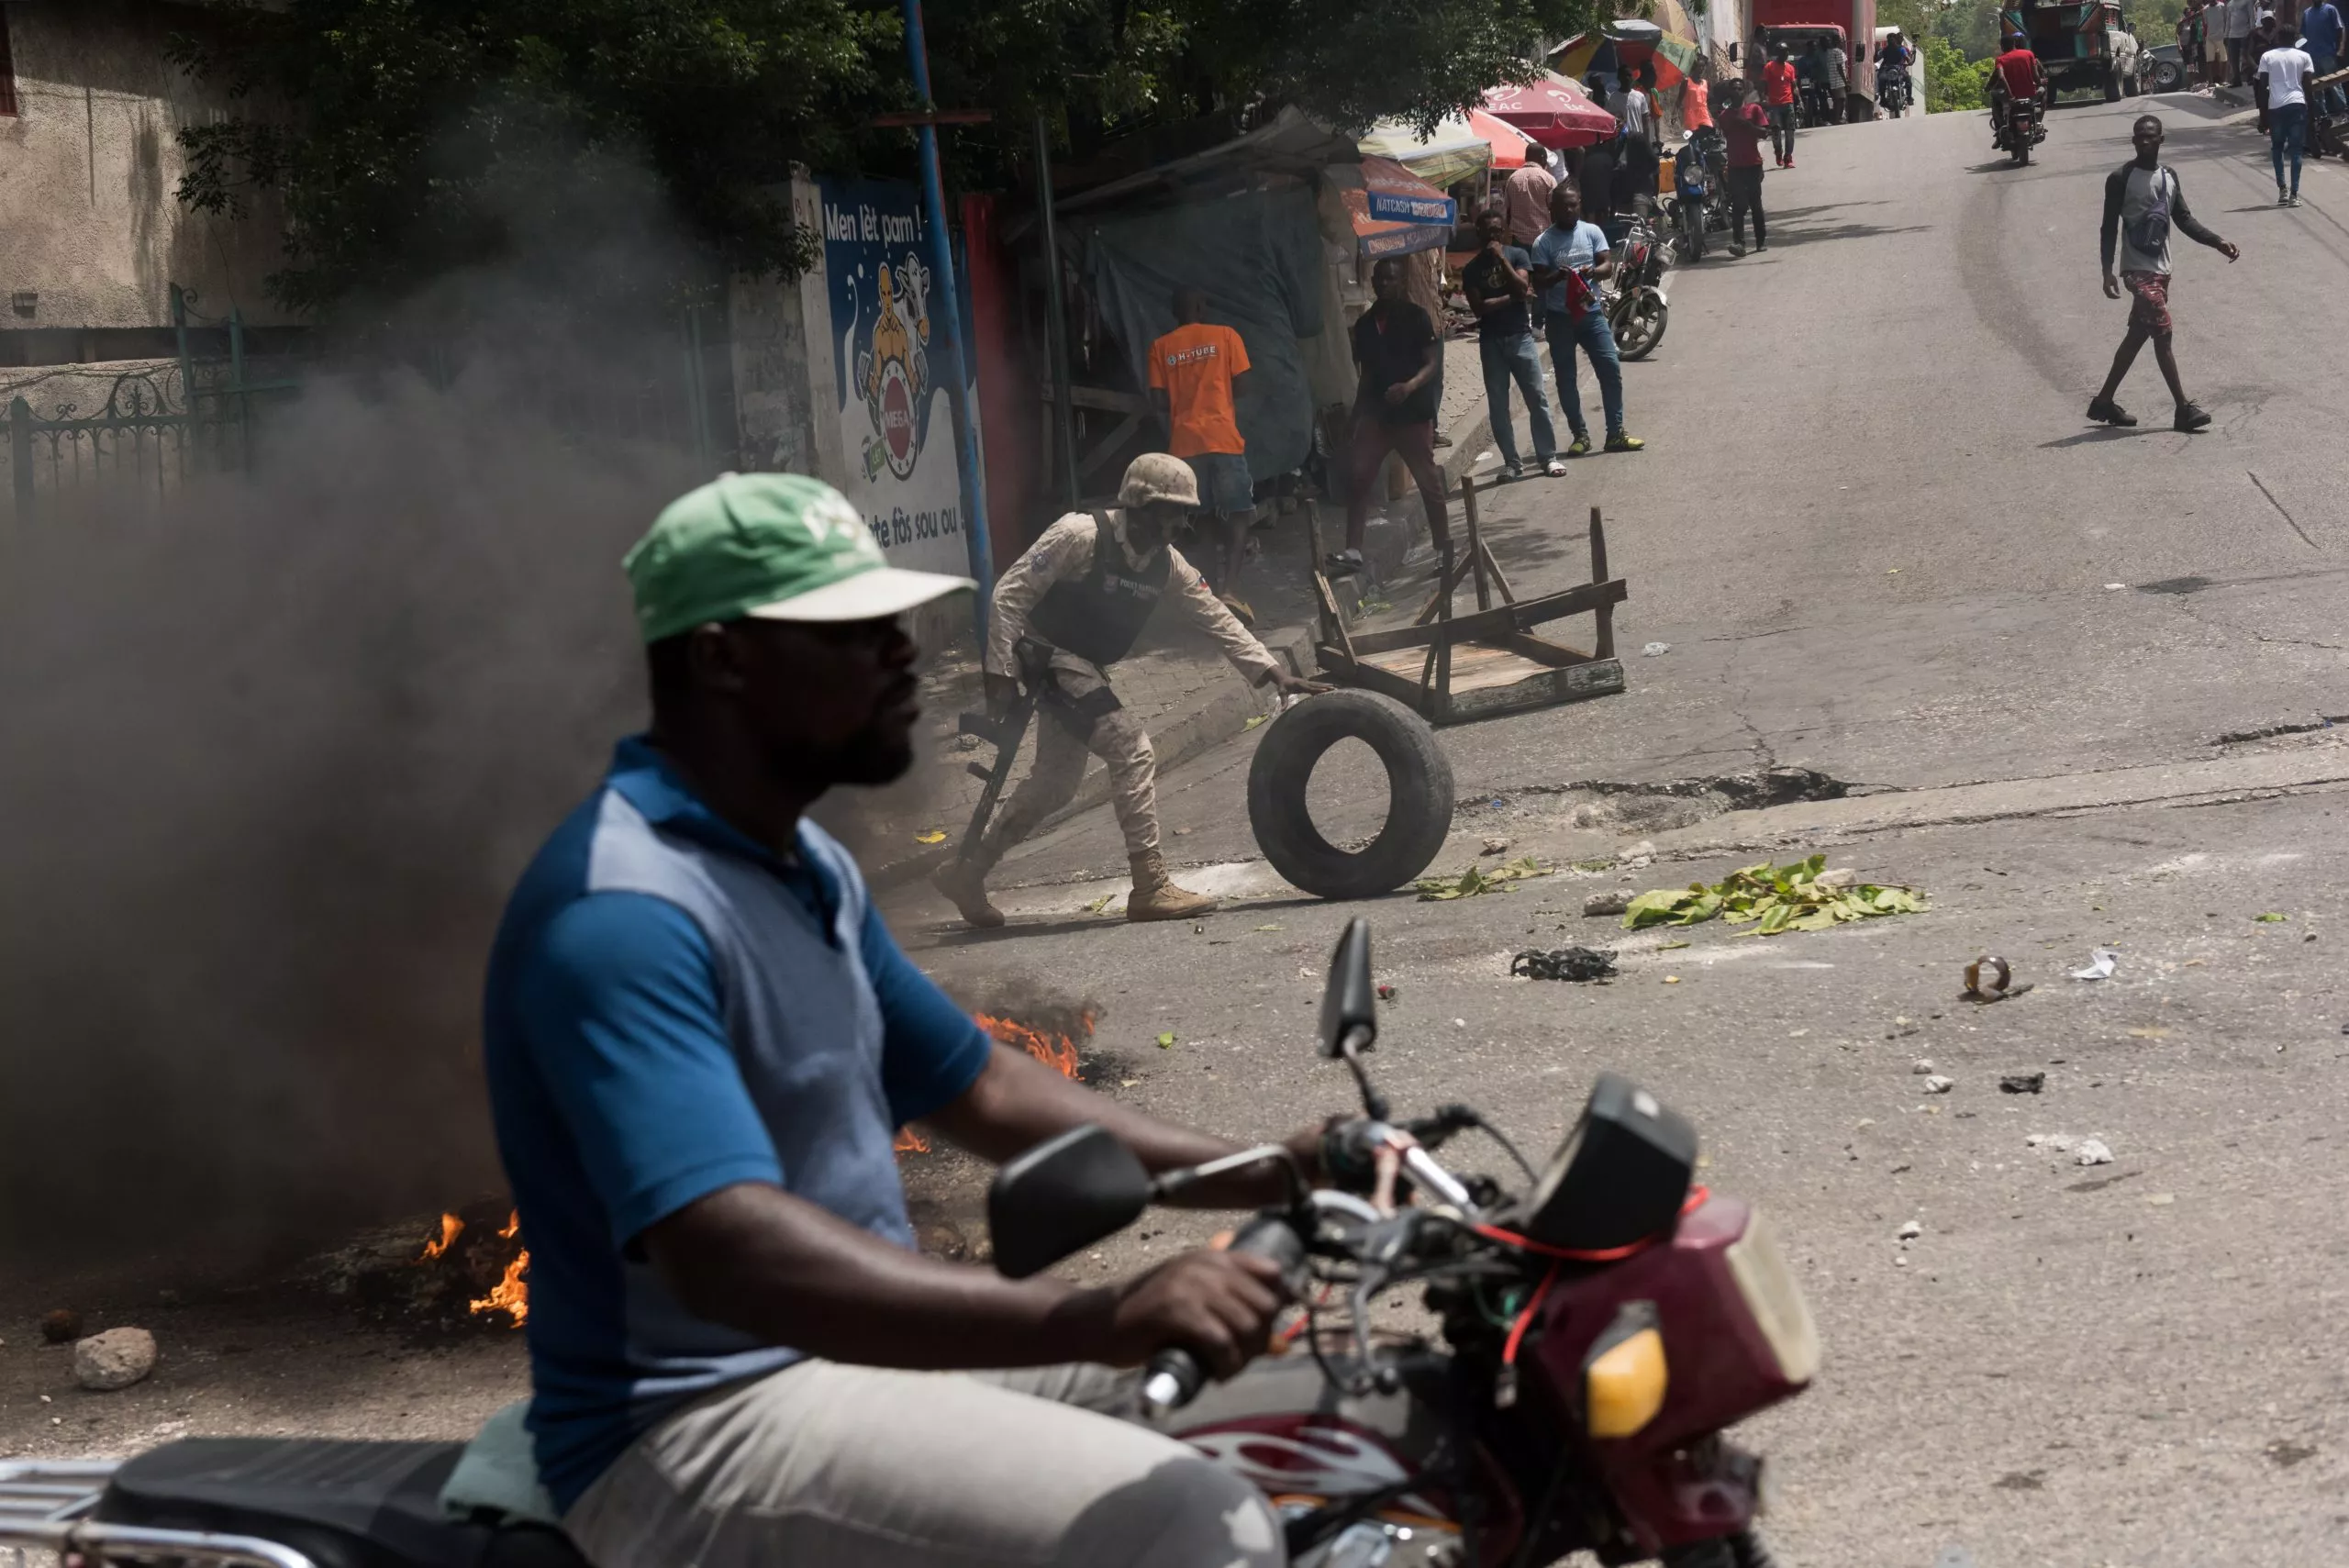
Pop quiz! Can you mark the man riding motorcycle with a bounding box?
[1990,31,2047,146]
[1877,29,1916,114]
[483,470,1329,1568]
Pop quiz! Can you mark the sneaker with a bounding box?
[2279,188,2292,205]
[2086,395,2137,427]
[1729,239,1747,257]
[1544,457,1570,477]
[2288,192,2302,206]
[1565,434,1592,458]
[1501,462,1526,482]
[1323,548,1367,576]
[1604,432,1646,453]
[1784,157,1796,168]
[1753,242,1768,252]
[2174,402,2213,432]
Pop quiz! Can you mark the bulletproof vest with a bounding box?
[1027,512,1172,668]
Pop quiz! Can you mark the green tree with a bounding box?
[1924,31,1993,108]
[174,0,1605,317]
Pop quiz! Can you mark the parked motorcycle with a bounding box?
[1605,206,1671,361]
[995,919,1820,1568]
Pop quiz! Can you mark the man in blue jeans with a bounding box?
[1459,206,1564,480]
[1529,183,1644,455]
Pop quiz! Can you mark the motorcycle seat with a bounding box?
[95,1438,587,1568]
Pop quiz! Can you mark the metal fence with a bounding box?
[0,291,732,523]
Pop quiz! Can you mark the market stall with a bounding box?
[1480,71,1621,149]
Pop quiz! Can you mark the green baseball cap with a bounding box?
[623,472,975,644]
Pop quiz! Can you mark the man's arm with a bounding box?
[2099,165,2127,281]
[1588,243,1616,282]
[1159,545,1325,695]
[2168,174,2237,257]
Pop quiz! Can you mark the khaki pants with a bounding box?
[562,1361,1282,1568]
[997,650,1162,859]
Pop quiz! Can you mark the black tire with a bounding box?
[1246,690,1454,900]
[1619,288,1668,359]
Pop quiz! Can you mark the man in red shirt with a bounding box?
[1760,42,1800,167]
[1991,33,2045,147]
[1718,81,1772,255]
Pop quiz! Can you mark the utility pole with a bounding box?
[884,0,996,641]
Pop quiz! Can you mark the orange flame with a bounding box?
[417,1212,464,1262]
[471,1250,530,1325]
[497,1209,521,1240]
[977,1011,1089,1079]
[894,1128,930,1153]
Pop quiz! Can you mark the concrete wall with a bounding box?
[0,1,292,334]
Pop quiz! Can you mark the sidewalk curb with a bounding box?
[868,624,1316,895]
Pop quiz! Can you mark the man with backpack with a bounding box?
[2088,116,2241,433]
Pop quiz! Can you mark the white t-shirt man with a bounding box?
[2261,41,2315,105]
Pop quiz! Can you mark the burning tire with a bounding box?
[1247,689,1453,900]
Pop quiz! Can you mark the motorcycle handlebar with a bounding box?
[1141,1217,1309,1417]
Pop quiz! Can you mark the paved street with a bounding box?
[892,95,2349,1567]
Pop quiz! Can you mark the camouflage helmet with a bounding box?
[1118,452,1201,510]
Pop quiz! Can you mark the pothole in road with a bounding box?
[2212,715,2348,746]
[1466,766,1857,840]
[2135,574,2215,595]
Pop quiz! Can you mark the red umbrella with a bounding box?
[1466,108,1531,171]
[1482,72,1620,150]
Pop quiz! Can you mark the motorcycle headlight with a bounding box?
[1723,1209,1820,1386]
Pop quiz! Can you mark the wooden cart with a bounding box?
[1307,477,1628,726]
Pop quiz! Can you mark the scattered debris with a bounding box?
[1155,1032,1176,1050]
[1376,982,1398,1001]
[2069,948,2120,981]
[1415,856,1552,900]
[1921,1074,1954,1095]
[1510,946,1619,983]
[2026,1133,2076,1153]
[1897,1219,1922,1241]
[2145,1193,2175,1207]
[1963,955,2033,1003]
[1657,939,1689,951]
[1480,836,1514,856]
[1662,974,1682,984]
[1993,1471,2046,1493]
[2266,1440,2317,1469]
[73,1328,158,1392]
[913,829,947,845]
[2254,911,2288,922]
[1583,889,1630,917]
[2075,1138,2115,1167]
[39,1308,83,1345]
[1642,640,1671,657]
[1624,855,1926,936]
[1912,1059,1936,1075]
[1621,839,1657,868]
[1999,1073,2047,1095]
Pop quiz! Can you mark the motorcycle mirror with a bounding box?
[986,1124,1152,1280]
[1318,918,1378,1061]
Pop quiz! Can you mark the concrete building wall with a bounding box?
[0,1,292,334]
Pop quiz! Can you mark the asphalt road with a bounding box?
[892,95,2349,1567]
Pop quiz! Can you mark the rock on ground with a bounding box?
[74,1327,158,1391]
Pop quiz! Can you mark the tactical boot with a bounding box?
[1126,850,1219,922]
[931,856,1006,929]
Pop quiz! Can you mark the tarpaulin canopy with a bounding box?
[1467,109,1533,171]
[1358,116,1493,190]
[1553,6,1704,93]
[1481,72,1620,150]
[1332,156,1458,257]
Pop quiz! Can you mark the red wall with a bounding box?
[961,194,1040,578]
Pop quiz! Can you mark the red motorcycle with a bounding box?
[992,918,1820,1567]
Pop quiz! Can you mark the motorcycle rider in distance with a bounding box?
[1877,29,1915,114]
[1989,31,2047,149]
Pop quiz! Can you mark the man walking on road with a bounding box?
[1762,43,1799,166]
[1531,183,1644,456]
[936,454,1327,927]
[1330,255,1450,575]
[2258,32,2317,203]
[2089,116,2240,433]
[1147,286,1255,619]
[1719,81,1771,254]
[1461,208,1564,481]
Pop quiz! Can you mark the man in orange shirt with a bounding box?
[1761,42,1800,168]
[1147,286,1255,619]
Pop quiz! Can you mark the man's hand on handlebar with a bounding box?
[1095,1248,1289,1380]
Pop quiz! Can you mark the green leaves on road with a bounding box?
[1623,855,1927,936]
[1415,856,1553,901]
[2254,911,2290,922]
